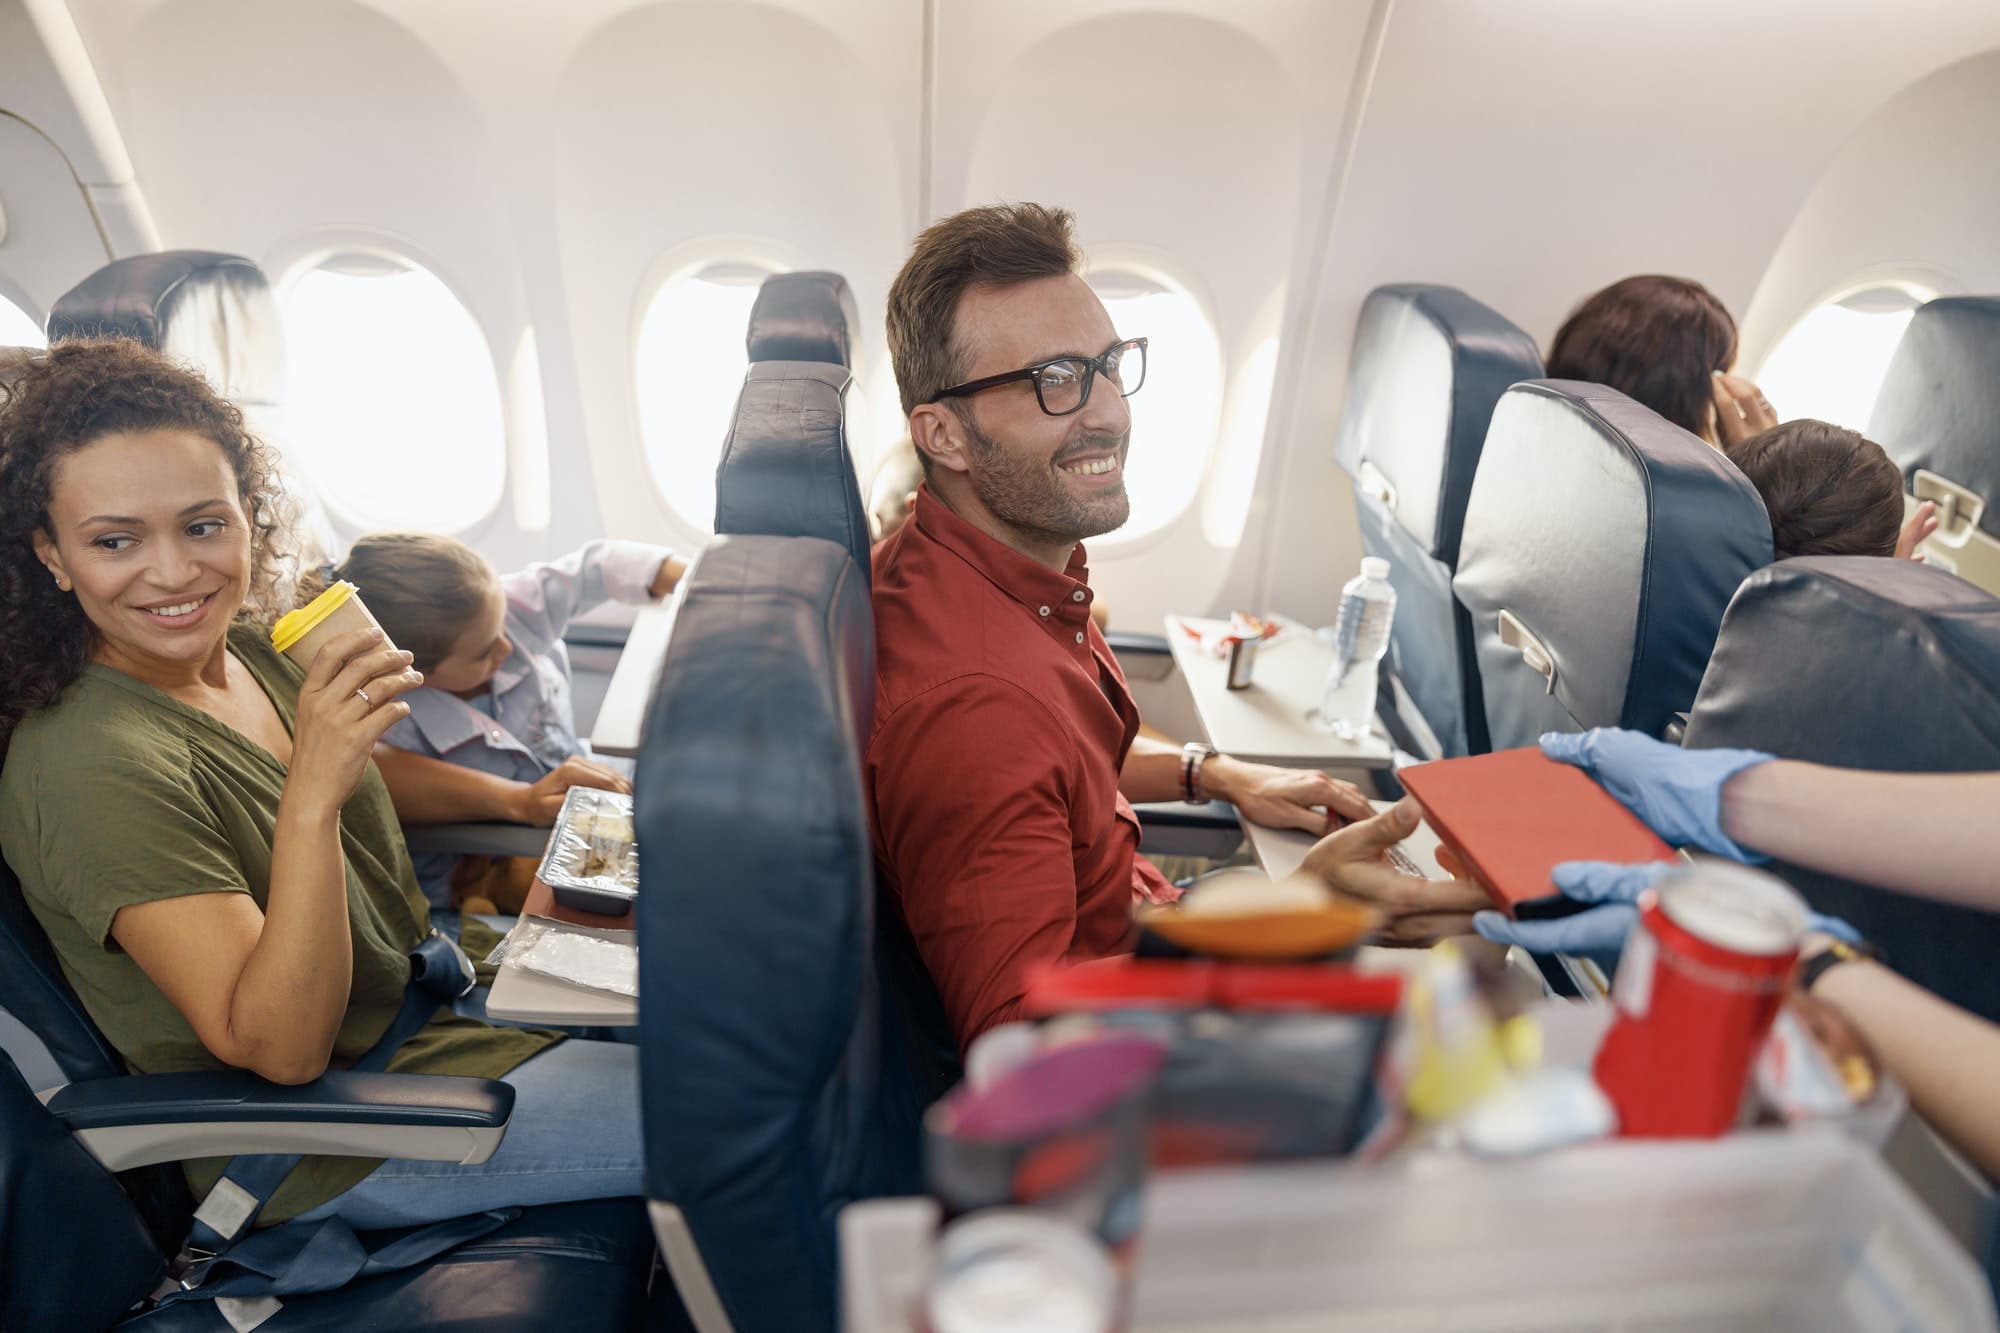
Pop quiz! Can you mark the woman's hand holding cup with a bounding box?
[289,628,425,812]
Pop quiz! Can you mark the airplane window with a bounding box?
[636,261,779,532]
[1755,285,1933,434]
[280,255,505,531]
[1086,269,1223,542]
[0,292,44,347]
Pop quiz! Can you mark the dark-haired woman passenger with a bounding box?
[0,338,645,1230]
[1545,273,1778,445]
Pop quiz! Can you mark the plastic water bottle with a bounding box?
[1321,557,1396,739]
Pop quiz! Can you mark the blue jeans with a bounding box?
[292,1038,644,1230]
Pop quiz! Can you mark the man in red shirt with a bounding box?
[870,203,1486,1051]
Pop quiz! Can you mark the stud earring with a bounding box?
[54,575,69,592]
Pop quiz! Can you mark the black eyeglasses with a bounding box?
[932,337,1147,418]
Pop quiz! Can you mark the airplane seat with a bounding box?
[1869,295,2000,593]
[1454,381,1773,751]
[635,533,948,1333]
[45,250,336,589]
[744,270,861,369]
[1683,557,2000,1021]
[714,270,870,576]
[1332,284,1544,757]
[0,862,664,1331]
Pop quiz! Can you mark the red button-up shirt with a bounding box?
[867,488,1175,1051]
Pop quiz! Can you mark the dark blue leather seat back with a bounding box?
[714,361,871,579]
[0,862,126,1083]
[48,251,268,350]
[635,534,900,1332]
[1333,284,1543,755]
[745,271,860,369]
[1870,295,2000,541]
[1684,558,2000,1020]
[1455,381,1772,750]
[0,1050,164,1330]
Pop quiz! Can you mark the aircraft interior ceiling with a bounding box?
[3,0,2000,632]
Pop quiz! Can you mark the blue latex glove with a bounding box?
[1539,728,1774,863]
[1473,859,1861,971]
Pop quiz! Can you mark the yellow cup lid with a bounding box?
[271,581,357,654]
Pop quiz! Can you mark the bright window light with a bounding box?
[1088,271,1223,542]
[0,293,44,347]
[1755,286,1929,434]
[636,264,776,532]
[280,257,505,531]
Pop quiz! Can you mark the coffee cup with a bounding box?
[270,581,395,674]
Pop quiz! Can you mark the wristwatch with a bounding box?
[1180,742,1218,804]
[1797,937,1880,993]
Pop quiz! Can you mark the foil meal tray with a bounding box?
[537,786,640,916]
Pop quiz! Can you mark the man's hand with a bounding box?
[506,756,633,825]
[1201,755,1374,833]
[1896,500,1939,562]
[1710,371,1779,448]
[1298,798,1489,945]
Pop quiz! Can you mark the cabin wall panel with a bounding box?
[1740,50,2000,368]
[0,114,108,320]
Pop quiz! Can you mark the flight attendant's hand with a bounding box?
[1896,501,1939,561]
[1297,798,1489,945]
[1202,756,1375,833]
[1540,729,1773,861]
[508,755,634,825]
[1710,371,1780,447]
[290,629,425,811]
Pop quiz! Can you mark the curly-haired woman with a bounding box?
[0,339,643,1230]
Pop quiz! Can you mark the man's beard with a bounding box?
[961,414,1132,547]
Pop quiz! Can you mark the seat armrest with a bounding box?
[1130,801,1241,830]
[1104,630,1172,658]
[402,821,551,858]
[1133,801,1244,860]
[45,1070,515,1172]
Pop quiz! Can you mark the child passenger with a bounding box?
[1726,420,1928,561]
[324,534,685,911]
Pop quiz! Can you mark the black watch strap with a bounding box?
[1798,938,1879,993]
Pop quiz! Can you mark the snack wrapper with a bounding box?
[1180,611,1282,660]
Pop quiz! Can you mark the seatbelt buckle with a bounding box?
[411,929,477,1000]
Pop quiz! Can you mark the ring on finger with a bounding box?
[356,687,372,706]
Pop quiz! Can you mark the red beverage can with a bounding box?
[1592,862,1807,1137]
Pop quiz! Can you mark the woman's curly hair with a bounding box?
[0,338,298,748]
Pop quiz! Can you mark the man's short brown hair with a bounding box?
[885,202,1082,418]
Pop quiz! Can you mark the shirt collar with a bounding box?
[908,484,1096,620]
[403,685,533,757]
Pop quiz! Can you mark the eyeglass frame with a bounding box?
[929,336,1148,418]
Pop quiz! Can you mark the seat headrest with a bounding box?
[1684,557,2000,1017]
[714,361,871,578]
[1869,295,2000,539]
[635,533,875,1328]
[1454,381,1772,749]
[1333,284,1544,563]
[745,272,860,368]
[47,251,285,405]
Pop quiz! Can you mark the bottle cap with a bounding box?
[1360,557,1391,581]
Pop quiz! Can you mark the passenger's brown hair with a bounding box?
[0,338,295,747]
[310,532,495,673]
[885,202,1082,420]
[1547,275,1738,437]
[1726,420,1905,560]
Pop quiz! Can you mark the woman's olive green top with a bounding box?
[0,625,558,1222]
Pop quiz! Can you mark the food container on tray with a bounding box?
[537,786,640,915]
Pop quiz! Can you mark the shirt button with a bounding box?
[1075,631,1086,644]
[1072,590,1087,602]
[1038,605,1051,617]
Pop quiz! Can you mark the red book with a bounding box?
[1397,747,1674,915]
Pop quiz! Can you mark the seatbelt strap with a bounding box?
[183,930,477,1254]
